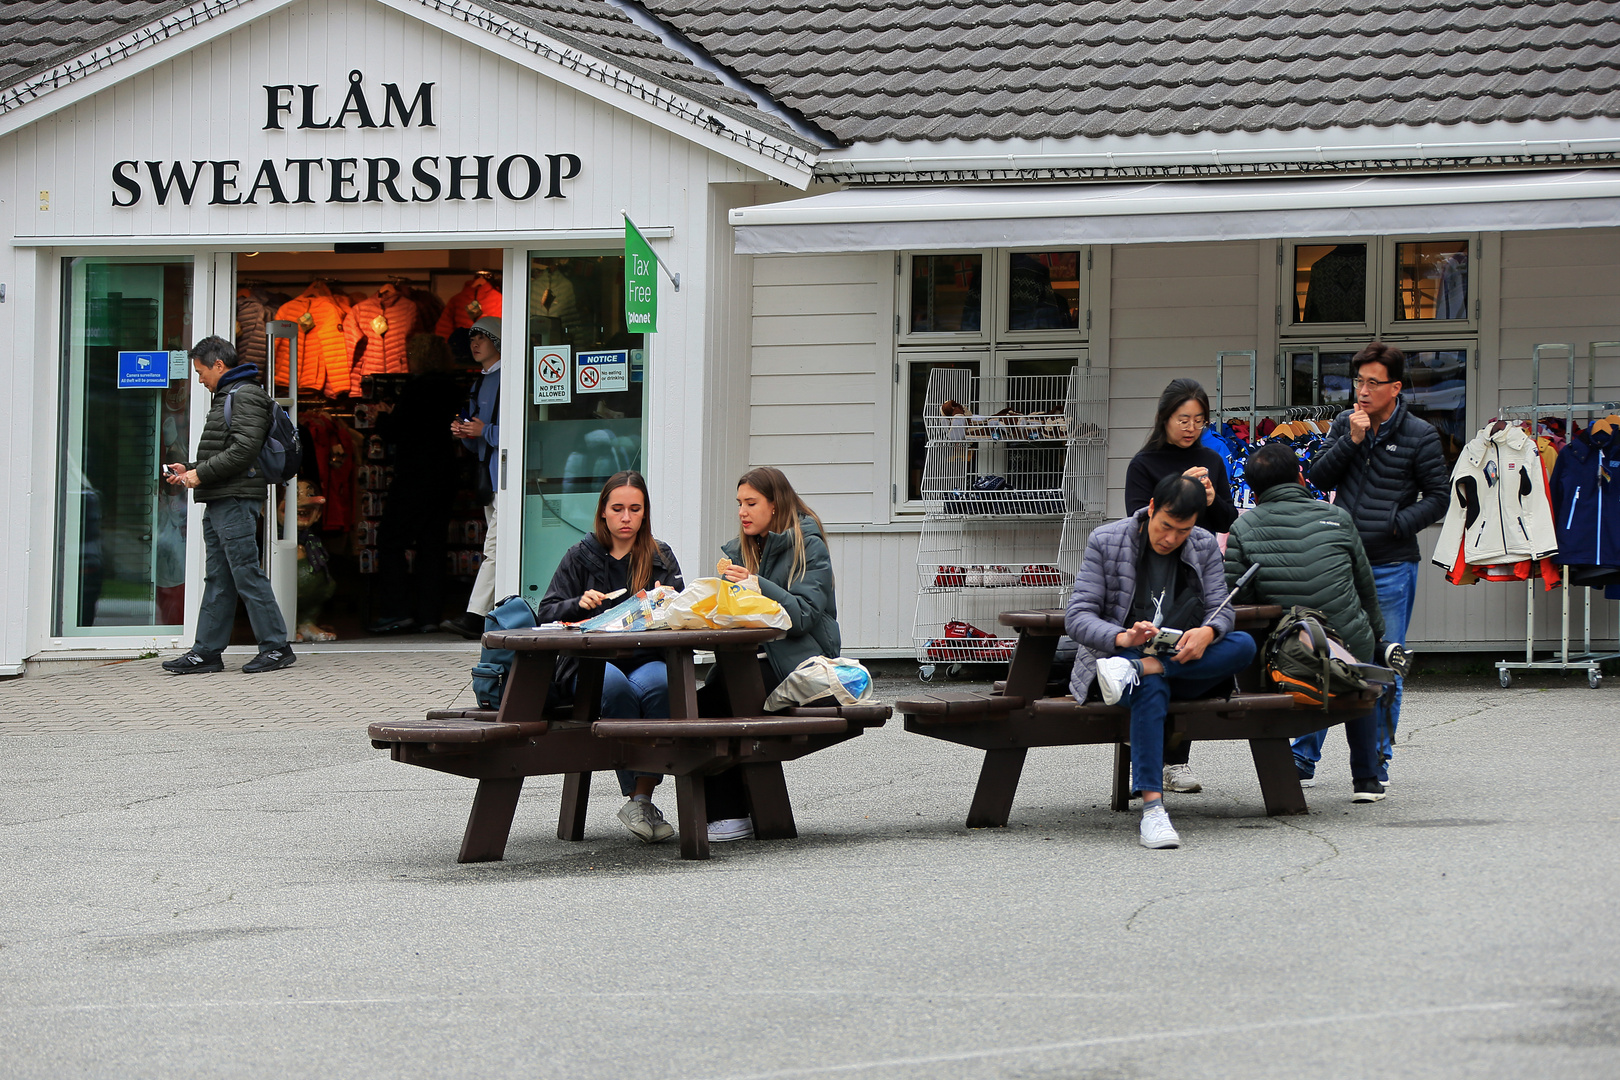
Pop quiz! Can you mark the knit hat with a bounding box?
[469,316,502,350]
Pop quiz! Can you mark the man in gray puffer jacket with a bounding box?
[160,336,293,675]
[1066,475,1256,850]
[1225,441,1386,802]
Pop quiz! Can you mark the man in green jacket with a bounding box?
[160,336,293,674]
[1224,441,1385,802]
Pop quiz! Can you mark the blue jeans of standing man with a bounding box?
[1292,559,1417,782]
[193,497,288,656]
[1118,632,1257,796]
[598,659,669,797]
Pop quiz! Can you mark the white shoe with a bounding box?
[1095,656,1140,706]
[617,798,674,843]
[1163,763,1202,793]
[707,817,754,843]
[1139,803,1180,849]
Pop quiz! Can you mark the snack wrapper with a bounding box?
[571,585,679,632]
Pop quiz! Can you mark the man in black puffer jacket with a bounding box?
[160,336,293,675]
[1227,441,1388,802]
[1304,341,1449,784]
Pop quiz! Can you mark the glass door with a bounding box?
[56,257,193,635]
[520,253,646,598]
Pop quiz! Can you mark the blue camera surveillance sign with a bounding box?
[117,351,171,389]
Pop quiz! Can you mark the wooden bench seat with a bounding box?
[368,716,549,749]
[780,702,891,726]
[899,691,1025,722]
[593,716,847,739]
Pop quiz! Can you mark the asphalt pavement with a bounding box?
[1,651,1616,1079]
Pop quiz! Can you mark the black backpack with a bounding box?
[1262,606,1394,710]
[223,386,301,486]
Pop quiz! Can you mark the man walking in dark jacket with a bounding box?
[1226,442,1388,802]
[160,336,293,674]
[1304,342,1449,782]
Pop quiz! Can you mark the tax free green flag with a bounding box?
[624,217,658,334]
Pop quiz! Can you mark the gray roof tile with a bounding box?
[0,0,814,151]
[642,0,1620,143]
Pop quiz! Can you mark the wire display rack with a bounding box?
[913,368,1107,680]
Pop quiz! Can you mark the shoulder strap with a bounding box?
[222,383,242,428]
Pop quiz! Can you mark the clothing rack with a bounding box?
[1492,341,1620,689]
[1211,350,1258,432]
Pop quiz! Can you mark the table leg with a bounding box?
[495,652,555,726]
[1003,632,1060,701]
[742,762,797,840]
[1251,737,1309,816]
[665,647,699,719]
[966,748,1027,828]
[457,777,525,863]
[675,774,711,860]
[715,648,769,716]
[558,771,590,841]
[573,659,605,723]
[1111,742,1132,812]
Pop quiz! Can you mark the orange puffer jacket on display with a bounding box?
[343,285,420,394]
[275,282,352,396]
[435,276,502,336]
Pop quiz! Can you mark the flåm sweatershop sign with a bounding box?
[110,71,581,208]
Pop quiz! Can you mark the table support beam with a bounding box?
[966,747,1027,828]
[675,774,710,860]
[458,777,525,863]
[558,771,590,840]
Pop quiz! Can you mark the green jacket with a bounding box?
[1225,482,1385,661]
[190,364,273,502]
[721,515,841,687]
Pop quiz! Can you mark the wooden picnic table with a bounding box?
[369,625,888,861]
[899,606,1381,824]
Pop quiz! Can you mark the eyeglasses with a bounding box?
[1170,414,1207,429]
[1351,376,1395,389]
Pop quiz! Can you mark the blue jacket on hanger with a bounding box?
[1549,426,1620,568]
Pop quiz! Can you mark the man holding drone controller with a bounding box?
[1065,473,1258,850]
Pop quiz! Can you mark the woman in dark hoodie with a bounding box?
[704,466,841,843]
[536,470,684,844]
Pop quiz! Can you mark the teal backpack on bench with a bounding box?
[470,595,542,709]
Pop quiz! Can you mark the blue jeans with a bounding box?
[1292,559,1417,782]
[1119,632,1257,796]
[193,497,288,656]
[599,660,669,797]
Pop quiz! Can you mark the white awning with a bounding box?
[729,169,1620,254]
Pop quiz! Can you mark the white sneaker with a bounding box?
[707,817,754,843]
[617,798,674,843]
[1139,803,1180,849]
[1163,763,1202,793]
[1095,656,1140,706]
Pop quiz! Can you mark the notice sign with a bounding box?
[117,351,171,389]
[576,349,629,394]
[168,350,190,379]
[533,345,572,404]
[624,218,658,334]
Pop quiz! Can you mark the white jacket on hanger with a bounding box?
[1432,423,1558,569]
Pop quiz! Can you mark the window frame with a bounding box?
[1378,233,1479,334]
[993,247,1090,343]
[1279,237,1375,338]
[899,250,993,345]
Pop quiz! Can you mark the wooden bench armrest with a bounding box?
[368,717,549,744]
[593,717,847,739]
[781,703,891,726]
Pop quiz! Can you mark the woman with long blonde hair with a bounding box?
[706,467,842,842]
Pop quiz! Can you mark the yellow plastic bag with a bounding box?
[665,578,790,630]
[710,579,790,630]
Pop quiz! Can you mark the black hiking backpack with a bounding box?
[223,386,301,486]
[1262,606,1395,710]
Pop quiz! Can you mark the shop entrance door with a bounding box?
[55,257,193,635]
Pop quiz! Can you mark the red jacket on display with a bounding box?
[275,282,352,397]
[343,285,420,395]
[435,276,502,336]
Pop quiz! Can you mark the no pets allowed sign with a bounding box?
[532,345,572,404]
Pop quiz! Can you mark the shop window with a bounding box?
[521,253,646,598]
[1006,252,1082,332]
[907,253,986,336]
[1285,342,1470,469]
[1393,239,1469,322]
[56,257,192,635]
[1282,235,1475,336]
[1292,243,1368,325]
[903,357,982,502]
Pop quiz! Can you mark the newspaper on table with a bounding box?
[571,585,680,632]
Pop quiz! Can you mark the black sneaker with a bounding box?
[1351,778,1386,803]
[242,647,296,673]
[366,615,416,634]
[439,612,485,640]
[161,650,223,675]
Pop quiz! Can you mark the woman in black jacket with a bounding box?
[1123,378,1239,534]
[1120,379,1237,795]
[536,470,685,844]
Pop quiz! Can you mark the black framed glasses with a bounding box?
[1351,376,1395,389]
